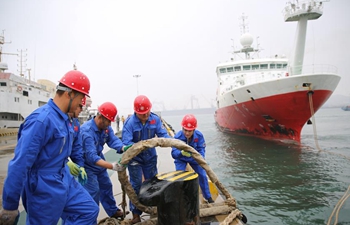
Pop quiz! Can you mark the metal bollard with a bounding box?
[139,170,199,225]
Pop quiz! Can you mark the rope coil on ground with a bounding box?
[220,209,242,225]
[98,217,121,225]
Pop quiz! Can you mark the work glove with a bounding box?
[78,167,88,186]
[181,150,191,157]
[122,144,133,152]
[112,159,127,172]
[0,209,19,225]
[67,161,80,176]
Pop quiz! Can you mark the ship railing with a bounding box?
[283,0,325,20]
[218,63,338,95]
[288,64,338,76]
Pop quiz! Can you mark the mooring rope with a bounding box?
[326,186,350,225]
[308,91,350,225]
[219,209,242,225]
[102,138,242,225]
[308,91,321,150]
[307,91,350,161]
[99,117,242,224]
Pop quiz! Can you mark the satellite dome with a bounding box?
[0,62,8,71]
[240,33,254,48]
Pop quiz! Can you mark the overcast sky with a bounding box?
[1,0,349,115]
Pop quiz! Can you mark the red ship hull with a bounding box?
[214,89,333,142]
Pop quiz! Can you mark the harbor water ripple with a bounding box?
[164,108,350,225]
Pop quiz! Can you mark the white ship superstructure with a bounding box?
[0,32,55,130]
[214,0,341,142]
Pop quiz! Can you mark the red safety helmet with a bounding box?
[59,70,90,97]
[134,95,152,114]
[181,114,197,130]
[98,102,117,122]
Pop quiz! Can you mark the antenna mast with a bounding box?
[17,49,27,77]
[239,14,249,35]
[0,30,16,64]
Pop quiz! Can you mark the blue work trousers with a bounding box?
[83,168,119,217]
[22,167,99,225]
[128,156,158,215]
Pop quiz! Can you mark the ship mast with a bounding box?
[0,31,4,63]
[283,0,326,75]
[0,30,17,72]
[17,49,27,77]
[233,14,259,60]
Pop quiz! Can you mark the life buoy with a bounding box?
[17,86,23,92]
[286,72,289,77]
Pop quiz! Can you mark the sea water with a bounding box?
[163,107,350,225]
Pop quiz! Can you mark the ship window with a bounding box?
[252,65,259,70]
[283,64,287,68]
[277,64,282,68]
[14,97,19,102]
[270,64,276,69]
[234,66,241,71]
[227,67,233,72]
[0,82,6,86]
[23,91,29,97]
[243,65,251,71]
[219,68,226,73]
[260,64,268,69]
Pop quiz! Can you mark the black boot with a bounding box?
[131,213,141,224]
[111,209,124,220]
[207,197,214,203]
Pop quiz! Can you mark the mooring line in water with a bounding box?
[307,92,350,160]
[308,91,350,224]
[326,186,350,225]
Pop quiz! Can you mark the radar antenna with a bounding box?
[0,30,17,63]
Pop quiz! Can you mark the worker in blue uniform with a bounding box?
[171,114,214,203]
[80,101,132,219]
[122,95,171,224]
[67,96,88,185]
[0,70,99,225]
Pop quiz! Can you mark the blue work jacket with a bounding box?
[80,117,123,173]
[171,129,206,163]
[122,112,170,163]
[69,117,84,167]
[2,99,73,210]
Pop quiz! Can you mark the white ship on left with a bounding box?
[0,31,56,135]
